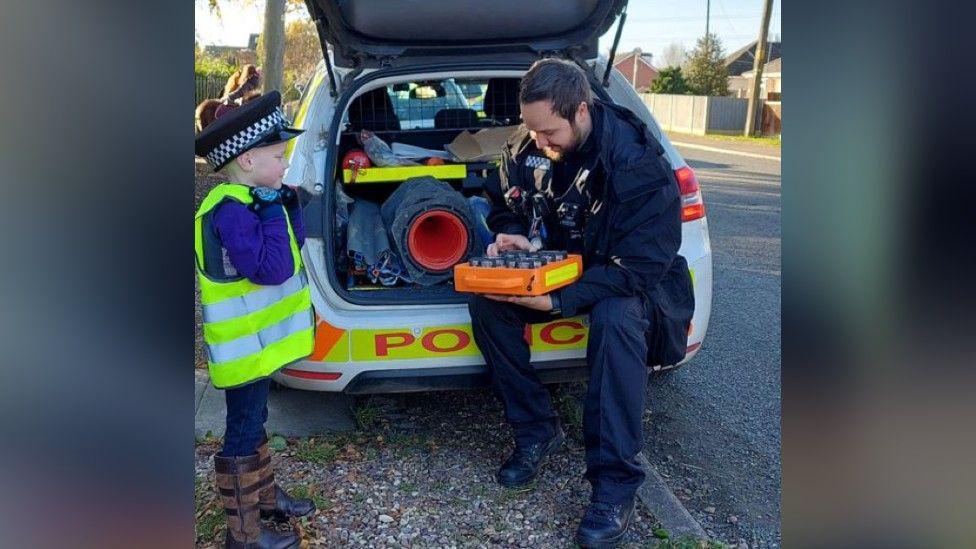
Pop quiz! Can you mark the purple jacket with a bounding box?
[212,200,306,286]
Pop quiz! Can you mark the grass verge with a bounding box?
[667,131,781,148]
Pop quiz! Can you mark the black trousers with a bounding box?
[469,294,651,504]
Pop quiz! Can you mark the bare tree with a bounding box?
[661,42,687,69]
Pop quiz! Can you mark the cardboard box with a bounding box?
[445,126,518,162]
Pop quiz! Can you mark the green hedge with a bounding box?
[194,55,238,80]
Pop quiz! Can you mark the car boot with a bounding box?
[496,425,565,489]
[214,453,299,549]
[256,436,315,522]
[574,499,636,549]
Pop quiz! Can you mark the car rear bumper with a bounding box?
[275,359,588,394]
[274,341,704,393]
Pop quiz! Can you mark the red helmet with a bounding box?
[342,149,371,170]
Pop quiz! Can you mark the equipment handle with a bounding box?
[462,276,523,289]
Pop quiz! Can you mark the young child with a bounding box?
[195,90,314,549]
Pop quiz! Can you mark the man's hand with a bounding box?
[485,293,553,312]
[486,233,539,257]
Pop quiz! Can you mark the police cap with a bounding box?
[194,90,304,171]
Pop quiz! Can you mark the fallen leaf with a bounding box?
[341,444,363,460]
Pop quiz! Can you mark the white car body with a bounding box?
[275,56,712,393]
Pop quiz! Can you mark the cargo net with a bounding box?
[344,77,523,133]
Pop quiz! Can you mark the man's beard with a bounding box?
[542,147,564,162]
[541,122,586,163]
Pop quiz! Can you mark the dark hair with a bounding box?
[519,58,592,122]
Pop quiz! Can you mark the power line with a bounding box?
[716,0,739,35]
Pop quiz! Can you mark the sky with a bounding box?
[196,0,781,64]
[596,0,781,61]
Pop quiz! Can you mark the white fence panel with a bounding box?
[640,93,756,135]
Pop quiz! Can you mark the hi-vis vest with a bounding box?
[194,183,314,389]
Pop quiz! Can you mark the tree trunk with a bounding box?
[261,0,286,93]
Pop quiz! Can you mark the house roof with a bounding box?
[612,49,658,71]
[724,40,781,76]
[742,57,781,77]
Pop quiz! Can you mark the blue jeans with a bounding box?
[221,378,270,457]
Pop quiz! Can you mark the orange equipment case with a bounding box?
[453,251,582,296]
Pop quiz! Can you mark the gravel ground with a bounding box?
[194,386,728,548]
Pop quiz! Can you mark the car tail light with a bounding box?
[281,369,341,381]
[675,166,705,222]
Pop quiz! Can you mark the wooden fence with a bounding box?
[639,93,777,136]
[195,74,227,105]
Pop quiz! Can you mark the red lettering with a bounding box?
[421,329,470,353]
[539,321,585,345]
[375,332,415,356]
[523,325,532,345]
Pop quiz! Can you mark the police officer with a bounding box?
[469,58,694,548]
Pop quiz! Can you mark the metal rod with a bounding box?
[602,5,628,87]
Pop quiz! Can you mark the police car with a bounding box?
[275,0,712,393]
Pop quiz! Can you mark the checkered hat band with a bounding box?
[206,109,286,168]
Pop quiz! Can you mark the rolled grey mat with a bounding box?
[380,176,480,286]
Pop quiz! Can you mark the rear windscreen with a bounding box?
[345,77,522,132]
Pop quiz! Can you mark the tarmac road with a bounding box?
[644,144,782,547]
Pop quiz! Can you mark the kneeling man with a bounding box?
[469,58,694,548]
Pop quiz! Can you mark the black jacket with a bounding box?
[484,99,695,366]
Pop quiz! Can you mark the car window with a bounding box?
[455,80,488,117]
[386,78,472,129]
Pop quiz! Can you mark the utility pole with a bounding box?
[261,0,286,93]
[705,0,710,44]
[744,0,773,136]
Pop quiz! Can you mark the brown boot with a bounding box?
[214,453,299,549]
[256,437,315,523]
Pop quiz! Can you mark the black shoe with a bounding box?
[574,499,635,549]
[496,427,565,489]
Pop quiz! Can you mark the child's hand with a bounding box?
[247,186,281,214]
[279,185,300,209]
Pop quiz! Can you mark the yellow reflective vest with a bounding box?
[194,183,313,389]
